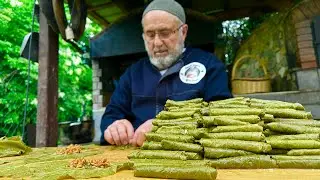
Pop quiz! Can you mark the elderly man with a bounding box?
[101,0,232,146]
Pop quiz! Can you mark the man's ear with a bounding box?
[182,24,188,40]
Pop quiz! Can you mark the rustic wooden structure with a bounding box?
[36,10,59,147]
[85,0,293,28]
[40,0,320,146]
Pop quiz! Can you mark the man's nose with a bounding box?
[153,34,163,47]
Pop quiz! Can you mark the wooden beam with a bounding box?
[88,2,113,12]
[113,0,144,13]
[205,7,275,21]
[88,11,110,28]
[36,10,59,147]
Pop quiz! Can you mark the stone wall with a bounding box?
[234,13,298,92]
[92,59,103,110]
[295,19,318,69]
[91,59,104,143]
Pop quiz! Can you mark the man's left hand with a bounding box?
[130,119,153,147]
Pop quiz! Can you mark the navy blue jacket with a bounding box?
[100,47,232,144]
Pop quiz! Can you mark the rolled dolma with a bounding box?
[152,117,195,126]
[131,159,210,167]
[266,134,320,141]
[257,121,265,127]
[202,102,209,107]
[185,152,203,160]
[266,122,320,134]
[271,155,320,160]
[156,110,197,119]
[156,124,198,130]
[261,114,275,123]
[134,165,217,180]
[250,103,305,110]
[200,139,272,153]
[146,132,195,143]
[128,150,187,160]
[201,108,265,116]
[249,99,305,110]
[141,141,162,150]
[156,128,207,139]
[268,149,289,155]
[204,147,254,159]
[161,140,203,153]
[211,101,250,106]
[155,116,194,122]
[265,109,312,119]
[266,139,320,149]
[151,125,158,132]
[263,129,282,137]
[156,121,198,127]
[203,132,265,141]
[273,119,320,128]
[210,115,261,124]
[209,104,249,108]
[169,107,202,112]
[166,104,202,109]
[277,160,320,169]
[202,117,249,127]
[221,100,250,104]
[212,97,249,104]
[287,149,320,156]
[209,124,263,133]
[208,155,277,169]
[165,98,203,107]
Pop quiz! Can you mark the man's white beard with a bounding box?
[145,38,184,70]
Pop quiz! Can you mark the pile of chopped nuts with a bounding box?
[56,144,82,155]
[69,158,87,168]
[69,157,110,168]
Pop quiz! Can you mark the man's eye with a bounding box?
[146,32,155,37]
[160,30,171,36]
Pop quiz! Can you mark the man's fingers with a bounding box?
[117,124,129,145]
[104,129,114,145]
[131,132,138,147]
[122,120,134,140]
[136,130,147,147]
[109,126,121,145]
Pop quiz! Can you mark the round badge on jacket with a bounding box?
[179,62,206,84]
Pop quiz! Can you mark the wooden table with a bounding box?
[2,145,320,180]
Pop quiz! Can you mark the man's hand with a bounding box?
[104,119,134,146]
[130,119,153,147]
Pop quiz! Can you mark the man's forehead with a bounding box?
[142,10,179,26]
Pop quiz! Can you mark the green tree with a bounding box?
[0,0,100,137]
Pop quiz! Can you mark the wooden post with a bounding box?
[36,10,59,147]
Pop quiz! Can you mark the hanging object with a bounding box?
[65,25,75,40]
[52,0,87,41]
[69,0,87,41]
[20,32,39,62]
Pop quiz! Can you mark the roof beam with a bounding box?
[88,11,110,28]
[88,2,113,12]
[113,0,144,13]
[205,7,275,21]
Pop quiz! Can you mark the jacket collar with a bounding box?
[159,47,192,82]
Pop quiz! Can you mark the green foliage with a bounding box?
[0,0,99,137]
[222,15,271,65]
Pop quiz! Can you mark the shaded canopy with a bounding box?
[85,0,294,28]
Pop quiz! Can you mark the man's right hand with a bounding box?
[104,119,134,146]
